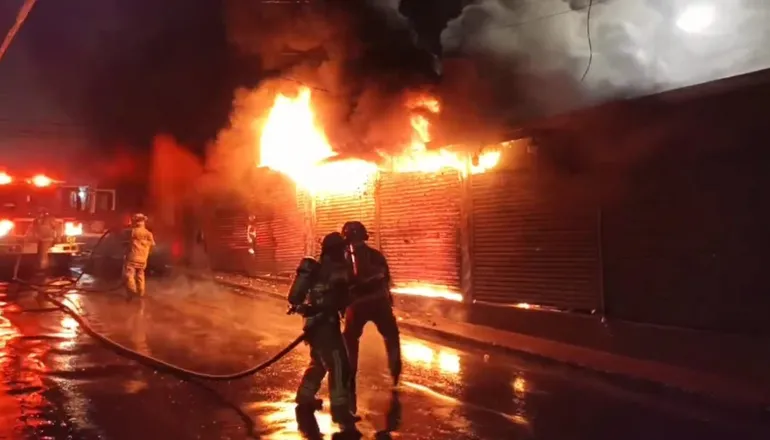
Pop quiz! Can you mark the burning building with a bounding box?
[202,0,605,313]
[202,81,605,314]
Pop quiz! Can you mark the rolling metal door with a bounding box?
[313,182,376,255]
[270,184,306,276]
[471,171,600,311]
[378,171,462,292]
[208,209,250,273]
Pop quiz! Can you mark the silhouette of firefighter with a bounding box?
[341,221,402,413]
[288,231,359,433]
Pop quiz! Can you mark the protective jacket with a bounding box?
[343,242,401,411]
[289,254,358,427]
[347,243,391,303]
[125,225,155,265]
[288,257,350,330]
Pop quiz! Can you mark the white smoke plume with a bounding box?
[438,0,770,114]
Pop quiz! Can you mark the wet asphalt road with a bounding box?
[1,274,769,440]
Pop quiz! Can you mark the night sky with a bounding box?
[0,0,232,172]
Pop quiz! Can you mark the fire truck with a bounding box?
[0,171,119,276]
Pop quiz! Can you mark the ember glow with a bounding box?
[258,88,377,195]
[391,284,463,302]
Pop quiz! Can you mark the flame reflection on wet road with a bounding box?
[0,279,768,439]
[255,392,336,439]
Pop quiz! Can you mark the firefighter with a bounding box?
[31,206,58,278]
[341,221,402,413]
[288,232,359,432]
[123,213,155,299]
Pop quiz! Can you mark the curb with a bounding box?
[209,275,770,413]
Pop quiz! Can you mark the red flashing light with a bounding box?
[30,174,52,187]
[0,219,13,237]
[0,172,11,185]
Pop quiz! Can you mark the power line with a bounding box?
[0,0,38,64]
[491,2,587,30]
[580,0,595,82]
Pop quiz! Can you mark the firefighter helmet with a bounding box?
[341,221,369,242]
[131,213,148,224]
[321,232,346,254]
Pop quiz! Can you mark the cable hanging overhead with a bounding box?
[0,0,38,64]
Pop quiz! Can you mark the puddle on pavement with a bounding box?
[1,280,765,440]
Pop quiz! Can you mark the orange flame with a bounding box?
[257,87,501,194]
[391,283,463,302]
[387,94,501,175]
[258,88,377,196]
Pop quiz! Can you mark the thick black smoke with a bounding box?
[83,0,232,156]
[219,0,447,158]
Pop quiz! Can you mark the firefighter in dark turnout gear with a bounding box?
[288,232,358,431]
[341,221,402,413]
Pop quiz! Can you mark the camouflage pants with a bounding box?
[296,323,355,424]
[123,262,146,297]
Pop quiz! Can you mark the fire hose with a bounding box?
[42,288,307,381]
[12,228,124,294]
[10,229,311,381]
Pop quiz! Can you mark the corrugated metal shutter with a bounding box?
[270,183,306,276]
[471,171,600,311]
[208,208,250,273]
[378,171,462,291]
[313,182,376,255]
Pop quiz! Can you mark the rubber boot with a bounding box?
[384,390,401,432]
[332,430,362,440]
[331,404,361,432]
[294,405,322,439]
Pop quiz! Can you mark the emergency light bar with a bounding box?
[0,173,59,186]
[30,174,53,187]
[64,221,83,236]
[0,219,13,237]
